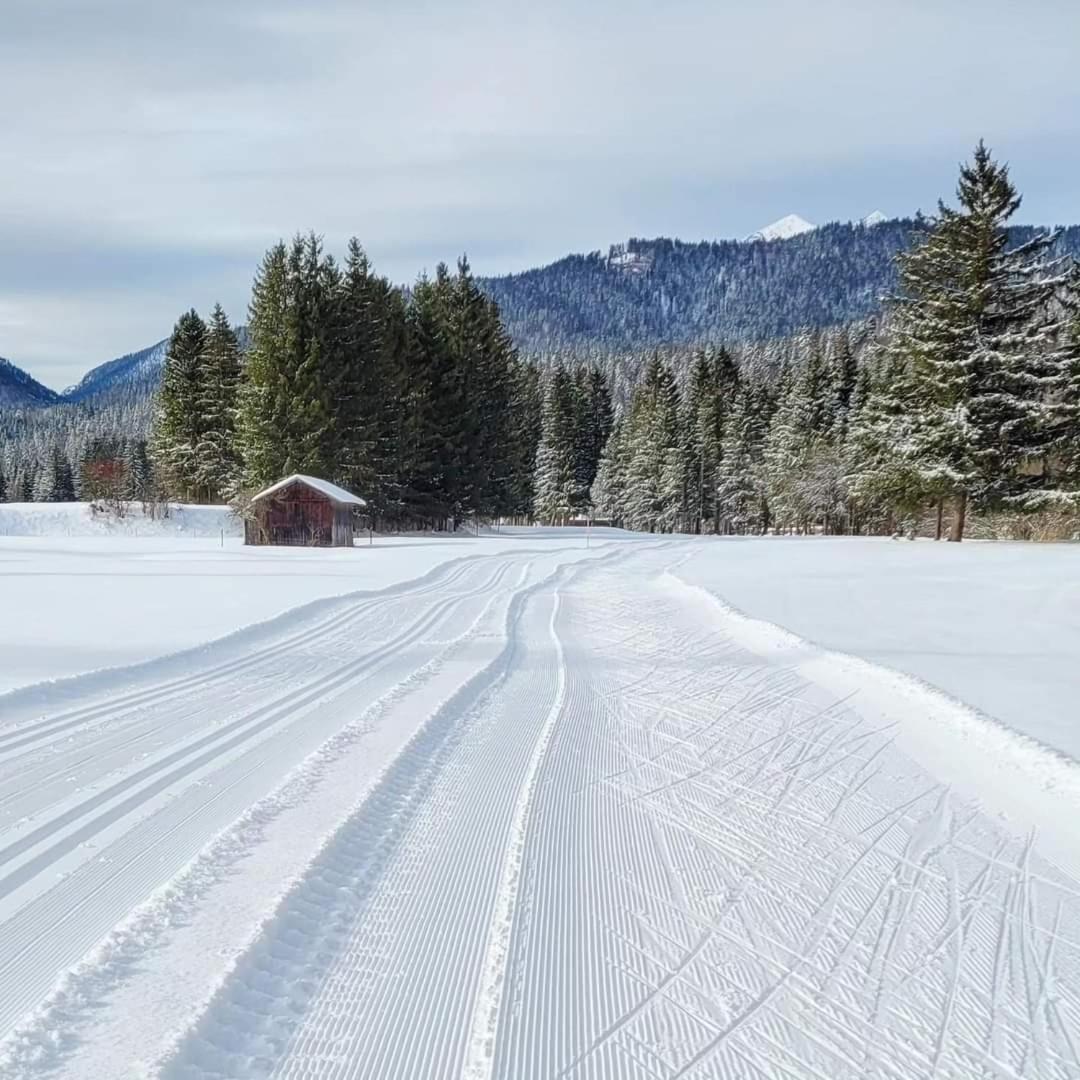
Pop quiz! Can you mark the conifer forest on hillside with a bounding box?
[3,143,1080,542]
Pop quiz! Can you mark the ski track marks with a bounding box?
[0,546,617,1071]
[2,539,1079,1079]
[160,546,1080,1080]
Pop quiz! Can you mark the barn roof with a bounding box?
[250,474,367,507]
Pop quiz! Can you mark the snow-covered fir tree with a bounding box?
[151,310,208,502]
[193,305,242,503]
[532,366,579,524]
[855,142,1079,539]
[590,417,628,525]
[621,356,682,532]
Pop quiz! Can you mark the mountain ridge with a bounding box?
[0,357,62,409]
[479,218,1080,354]
[62,340,169,405]
[5,216,1080,408]
[0,342,167,413]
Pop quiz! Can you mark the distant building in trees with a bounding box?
[245,474,365,547]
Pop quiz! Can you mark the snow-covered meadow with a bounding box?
[676,536,1080,760]
[4,508,1077,758]
[1,508,1078,1079]
[0,504,610,695]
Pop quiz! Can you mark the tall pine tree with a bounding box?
[872,142,1076,539]
[194,304,241,502]
[152,310,207,501]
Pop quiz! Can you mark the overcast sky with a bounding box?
[3,0,1079,388]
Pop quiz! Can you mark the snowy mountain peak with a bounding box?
[746,214,817,242]
[862,210,888,227]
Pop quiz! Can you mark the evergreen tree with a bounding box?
[151,310,207,500]
[831,329,860,436]
[504,360,543,520]
[238,234,340,488]
[123,439,153,503]
[876,142,1075,539]
[682,349,736,533]
[959,150,1075,511]
[716,386,764,534]
[375,284,411,519]
[764,339,845,532]
[48,448,77,501]
[572,367,613,512]
[31,457,53,502]
[848,345,936,533]
[568,366,591,512]
[591,417,628,525]
[1035,302,1080,505]
[193,304,242,502]
[448,258,521,521]
[238,242,289,487]
[622,355,682,531]
[335,239,398,518]
[711,346,742,531]
[399,266,464,525]
[533,366,579,524]
[293,235,344,482]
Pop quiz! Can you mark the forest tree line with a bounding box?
[3,144,1079,541]
[151,239,544,528]
[571,145,1080,541]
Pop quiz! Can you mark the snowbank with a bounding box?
[0,501,240,538]
[666,570,1080,878]
[674,536,1080,761]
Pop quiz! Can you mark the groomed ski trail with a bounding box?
[0,543,626,1074]
[3,539,1079,1080]
[159,555,623,1080]
[157,545,1080,1080]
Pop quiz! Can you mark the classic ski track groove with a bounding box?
[462,583,569,1080]
[0,557,485,757]
[0,550,588,1043]
[0,560,514,887]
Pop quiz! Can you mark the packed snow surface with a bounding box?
[0,530,1078,1079]
[676,537,1080,760]
[0,505,604,694]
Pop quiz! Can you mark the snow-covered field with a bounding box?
[0,503,607,695]
[0,521,1078,1079]
[677,537,1080,760]
[0,501,240,539]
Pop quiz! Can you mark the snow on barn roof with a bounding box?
[249,474,366,507]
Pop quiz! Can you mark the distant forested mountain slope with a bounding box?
[5,218,1079,415]
[0,345,166,501]
[4,217,1080,502]
[62,340,168,407]
[0,357,61,409]
[480,220,1080,352]
[61,328,249,409]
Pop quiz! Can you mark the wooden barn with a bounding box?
[245,474,365,547]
